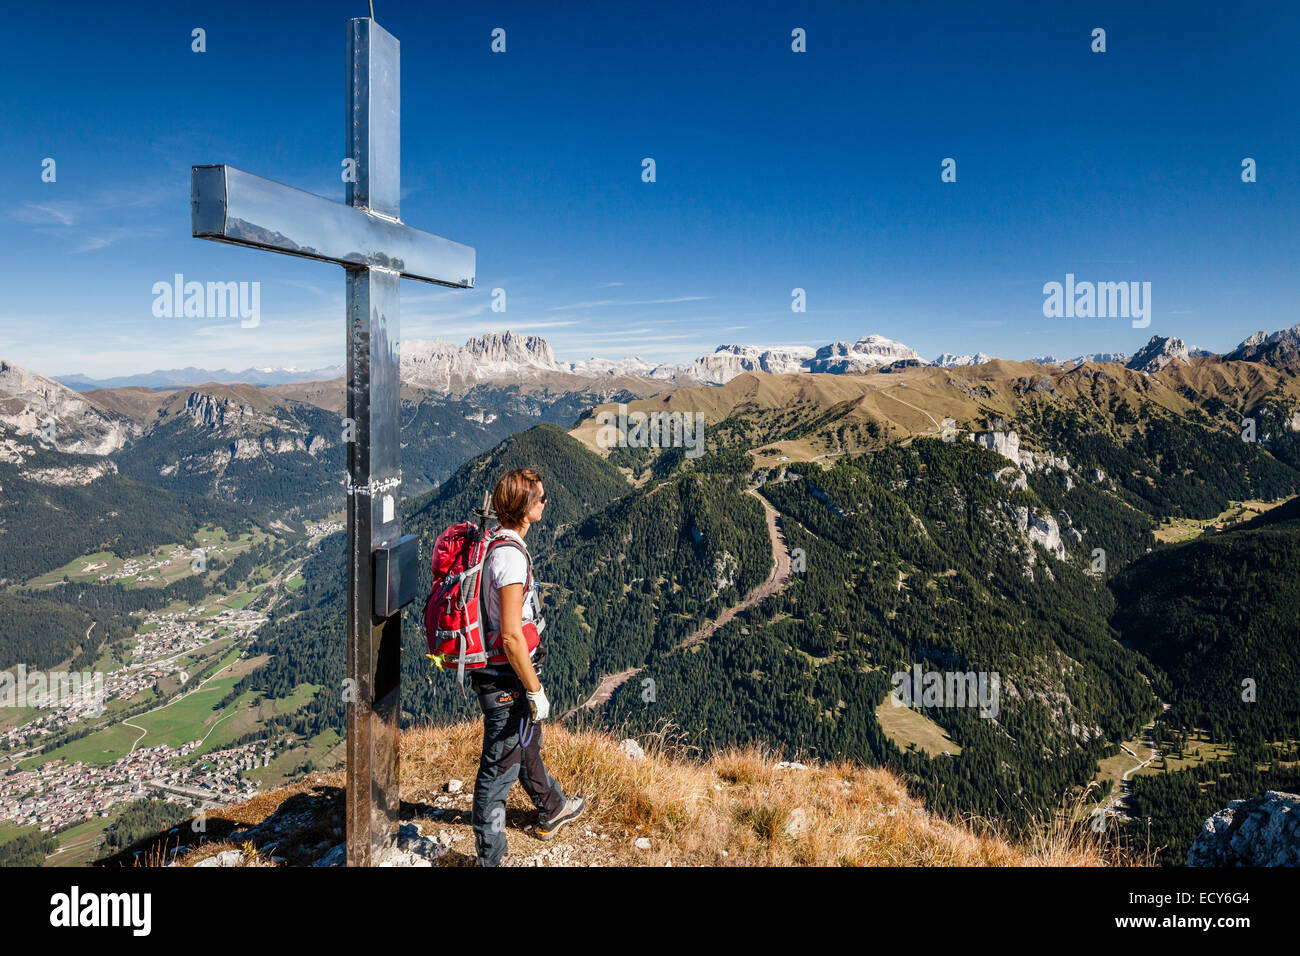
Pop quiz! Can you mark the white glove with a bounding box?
[526,686,550,721]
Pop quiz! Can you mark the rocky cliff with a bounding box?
[1188,791,1300,867]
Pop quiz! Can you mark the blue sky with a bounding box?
[1,0,1297,378]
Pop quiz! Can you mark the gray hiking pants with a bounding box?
[470,673,566,866]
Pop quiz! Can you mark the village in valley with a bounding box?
[0,519,344,864]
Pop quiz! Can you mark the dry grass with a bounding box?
[116,720,1146,867]
[399,720,1138,866]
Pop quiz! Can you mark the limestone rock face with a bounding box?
[1226,323,1300,369]
[934,352,994,367]
[995,466,1028,492]
[1188,791,1300,867]
[23,460,118,487]
[974,430,1022,465]
[0,358,134,455]
[185,391,256,429]
[402,332,564,391]
[808,336,924,374]
[688,345,815,384]
[1126,336,1190,373]
[1015,506,1067,561]
[464,331,560,370]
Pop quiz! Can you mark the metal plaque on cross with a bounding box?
[189,17,475,866]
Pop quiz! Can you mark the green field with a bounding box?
[10,649,314,773]
[874,700,963,756]
[1155,496,1294,544]
[45,816,114,867]
[194,681,319,755]
[0,704,40,732]
[0,821,37,842]
[21,527,264,591]
[223,589,259,610]
[17,647,248,768]
[247,727,343,787]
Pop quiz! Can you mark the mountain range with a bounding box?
[52,325,1296,396]
[55,364,345,392]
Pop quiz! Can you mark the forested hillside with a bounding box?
[1112,504,1300,864]
[201,362,1300,854]
[111,402,343,521]
[606,440,1160,828]
[0,441,250,586]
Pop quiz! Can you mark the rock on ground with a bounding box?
[1188,791,1300,867]
[618,739,646,760]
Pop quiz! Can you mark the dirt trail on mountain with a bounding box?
[878,385,942,433]
[564,487,792,718]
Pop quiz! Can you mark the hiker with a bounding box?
[469,467,585,866]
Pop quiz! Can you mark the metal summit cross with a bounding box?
[190,18,475,866]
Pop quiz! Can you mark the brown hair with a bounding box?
[492,468,543,528]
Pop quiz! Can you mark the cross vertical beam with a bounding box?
[344,18,401,868]
[190,17,474,866]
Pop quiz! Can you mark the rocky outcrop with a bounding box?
[1126,336,1190,373]
[185,391,257,429]
[974,429,1022,464]
[23,460,117,486]
[465,330,560,370]
[1067,352,1130,367]
[972,430,1073,480]
[994,466,1028,491]
[1015,506,1067,561]
[686,336,928,382]
[568,356,671,379]
[229,435,314,460]
[1188,791,1300,867]
[402,332,567,391]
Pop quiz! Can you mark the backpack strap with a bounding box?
[480,532,536,665]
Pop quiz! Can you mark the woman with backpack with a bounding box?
[468,467,585,866]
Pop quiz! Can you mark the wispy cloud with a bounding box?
[13,202,78,226]
[12,184,174,253]
[73,226,164,253]
[545,295,713,311]
[402,318,580,340]
[281,278,329,296]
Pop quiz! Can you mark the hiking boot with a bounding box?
[536,795,585,840]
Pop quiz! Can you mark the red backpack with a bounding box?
[424,510,543,685]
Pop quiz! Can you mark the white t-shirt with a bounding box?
[482,528,541,636]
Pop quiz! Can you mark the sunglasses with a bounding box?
[539,494,548,504]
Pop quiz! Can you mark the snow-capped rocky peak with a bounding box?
[935,352,994,367]
[566,356,666,378]
[1126,336,1190,373]
[687,344,817,385]
[808,335,925,374]
[1225,323,1300,369]
[463,331,561,372]
[401,331,567,391]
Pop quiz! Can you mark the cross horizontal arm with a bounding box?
[191,164,474,287]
